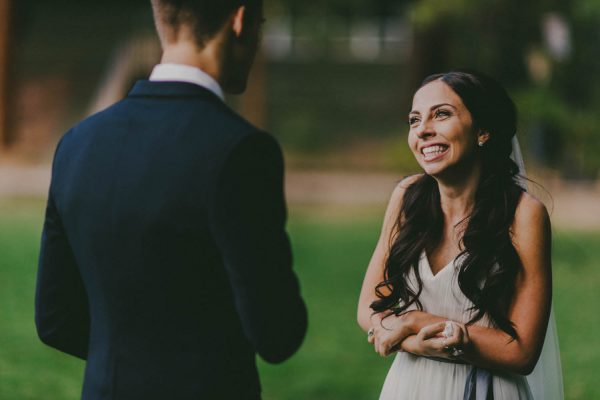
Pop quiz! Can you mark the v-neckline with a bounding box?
[422,251,457,279]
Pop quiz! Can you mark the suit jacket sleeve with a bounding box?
[209,132,307,364]
[35,138,90,359]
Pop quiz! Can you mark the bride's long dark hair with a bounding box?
[371,70,524,338]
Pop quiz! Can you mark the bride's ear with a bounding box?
[477,130,490,146]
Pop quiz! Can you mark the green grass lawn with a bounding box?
[0,199,598,399]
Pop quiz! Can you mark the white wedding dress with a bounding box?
[379,251,533,400]
[379,138,563,399]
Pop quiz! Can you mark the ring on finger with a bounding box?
[452,347,464,357]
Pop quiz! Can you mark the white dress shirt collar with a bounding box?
[149,63,225,101]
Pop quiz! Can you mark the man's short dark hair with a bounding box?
[152,0,261,46]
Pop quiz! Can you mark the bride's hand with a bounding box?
[402,321,470,359]
[369,312,415,357]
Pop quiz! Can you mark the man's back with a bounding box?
[36,81,307,399]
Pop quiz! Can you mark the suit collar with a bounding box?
[127,80,223,102]
[149,64,225,101]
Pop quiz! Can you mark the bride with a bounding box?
[357,70,563,399]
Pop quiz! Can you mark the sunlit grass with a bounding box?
[0,199,597,399]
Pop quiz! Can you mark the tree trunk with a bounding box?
[0,0,12,149]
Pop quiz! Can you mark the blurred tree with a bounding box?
[9,0,600,175]
[406,0,541,92]
[402,0,600,177]
[0,0,12,148]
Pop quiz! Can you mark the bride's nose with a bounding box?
[416,121,436,139]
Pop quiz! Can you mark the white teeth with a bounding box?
[422,145,448,155]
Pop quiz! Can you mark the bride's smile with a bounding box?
[420,143,449,162]
[407,80,488,179]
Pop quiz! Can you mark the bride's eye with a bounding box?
[434,109,452,119]
[408,116,420,126]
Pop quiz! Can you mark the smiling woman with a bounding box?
[407,80,490,182]
[357,70,562,399]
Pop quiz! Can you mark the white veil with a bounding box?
[511,136,564,399]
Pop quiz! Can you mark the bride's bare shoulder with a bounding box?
[514,192,550,227]
[382,174,424,224]
[390,174,423,202]
[512,191,551,254]
[399,173,423,189]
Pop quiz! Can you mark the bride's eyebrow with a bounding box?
[409,103,457,115]
[430,103,457,111]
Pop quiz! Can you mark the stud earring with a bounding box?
[478,141,484,147]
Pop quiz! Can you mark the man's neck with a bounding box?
[160,40,224,87]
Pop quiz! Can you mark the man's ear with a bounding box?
[231,6,246,38]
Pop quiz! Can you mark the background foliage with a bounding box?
[10,0,600,176]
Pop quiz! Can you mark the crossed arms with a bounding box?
[357,179,552,375]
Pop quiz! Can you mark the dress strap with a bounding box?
[463,367,493,400]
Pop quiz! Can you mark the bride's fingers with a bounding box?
[374,337,386,356]
[419,322,446,340]
[439,323,462,347]
[381,344,390,356]
[417,335,447,356]
[367,329,375,344]
[388,342,401,355]
[379,343,391,357]
[456,323,471,347]
[449,322,462,341]
[374,333,395,357]
[383,338,399,356]
[379,338,392,357]
[443,332,461,349]
[438,323,471,358]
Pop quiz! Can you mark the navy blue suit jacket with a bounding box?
[35,81,307,399]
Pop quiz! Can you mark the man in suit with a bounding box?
[35,0,307,398]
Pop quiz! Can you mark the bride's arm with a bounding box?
[398,194,552,375]
[357,176,420,333]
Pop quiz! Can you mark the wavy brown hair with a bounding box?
[371,70,524,338]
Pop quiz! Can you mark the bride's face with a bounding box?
[408,80,485,178]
